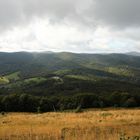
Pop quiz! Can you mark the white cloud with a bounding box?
[0,0,140,53]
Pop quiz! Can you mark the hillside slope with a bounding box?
[0,52,140,96]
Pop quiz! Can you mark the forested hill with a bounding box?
[0,51,140,74]
[0,52,140,85]
[0,52,140,111]
[0,52,140,96]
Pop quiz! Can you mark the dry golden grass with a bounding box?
[0,108,140,140]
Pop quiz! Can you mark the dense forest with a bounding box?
[0,92,139,112]
[0,52,140,112]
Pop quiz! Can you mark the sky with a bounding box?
[0,0,140,53]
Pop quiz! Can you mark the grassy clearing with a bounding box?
[0,108,139,140]
[24,77,47,84]
[5,72,20,81]
[5,77,47,88]
[65,75,97,81]
[106,67,133,77]
[0,72,20,85]
[0,77,9,84]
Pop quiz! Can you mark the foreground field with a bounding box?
[0,108,140,140]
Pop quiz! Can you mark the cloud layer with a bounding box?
[0,0,140,53]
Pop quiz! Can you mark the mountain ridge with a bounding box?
[0,51,140,96]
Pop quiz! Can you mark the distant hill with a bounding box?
[0,52,140,73]
[0,52,140,96]
[126,51,140,56]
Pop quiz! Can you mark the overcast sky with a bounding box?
[0,0,140,53]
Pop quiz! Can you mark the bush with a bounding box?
[123,97,137,107]
[1,111,5,115]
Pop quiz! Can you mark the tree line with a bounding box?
[0,92,139,113]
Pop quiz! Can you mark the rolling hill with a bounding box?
[0,52,140,96]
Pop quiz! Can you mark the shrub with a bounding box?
[1,111,5,115]
[123,97,137,107]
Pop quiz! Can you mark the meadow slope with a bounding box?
[0,108,140,140]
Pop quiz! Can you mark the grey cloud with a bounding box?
[92,0,140,29]
[0,0,140,32]
[0,0,82,31]
[0,0,21,31]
